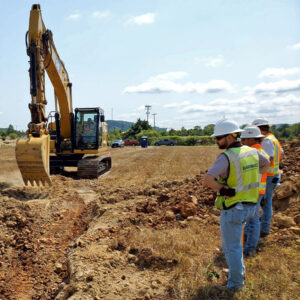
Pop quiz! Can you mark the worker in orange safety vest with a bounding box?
[241,125,270,256]
[252,118,283,237]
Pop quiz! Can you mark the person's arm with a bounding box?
[258,151,270,174]
[280,147,284,160]
[261,139,274,160]
[204,154,229,192]
[204,174,225,192]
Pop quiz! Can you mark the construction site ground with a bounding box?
[0,141,299,300]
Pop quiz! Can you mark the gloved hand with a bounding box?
[219,187,236,197]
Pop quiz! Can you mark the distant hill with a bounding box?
[106,120,167,133]
[106,120,133,132]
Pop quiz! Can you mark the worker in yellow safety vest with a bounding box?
[204,119,269,291]
[241,125,270,257]
[252,118,283,237]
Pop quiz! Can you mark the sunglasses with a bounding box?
[215,135,228,141]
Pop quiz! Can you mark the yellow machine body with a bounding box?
[16,4,110,186]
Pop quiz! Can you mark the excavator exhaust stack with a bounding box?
[15,135,51,186]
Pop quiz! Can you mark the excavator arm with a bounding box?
[16,4,72,185]
[27,4,72,138]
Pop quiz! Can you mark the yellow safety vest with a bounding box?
[215,146,260,210]
[265,133,281,176]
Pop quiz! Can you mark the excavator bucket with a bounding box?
[15,135,51,186]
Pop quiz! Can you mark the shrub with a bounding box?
[197,136,215,145]
[184,137,198,146]
[9,133,18,139]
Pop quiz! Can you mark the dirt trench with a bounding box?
[0,186,97,300]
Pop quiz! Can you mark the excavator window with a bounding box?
[75,111,99,149]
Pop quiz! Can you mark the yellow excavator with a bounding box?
[16,4,111,186]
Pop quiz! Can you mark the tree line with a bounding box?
[0,125,25,140]
[1,121,299,144]
[108,119,300,145]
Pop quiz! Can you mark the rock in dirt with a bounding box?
[274,181,297,200]
[164,210,175,221]
[179,202,197,218]
[274,214,296,228]
[289,227,300,235]
[294,215,300,224]
[190,195,198,205]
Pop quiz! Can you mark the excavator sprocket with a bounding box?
[15,135,51,186]
[77,155,111,179]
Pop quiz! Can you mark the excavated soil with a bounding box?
[0,142,299,300]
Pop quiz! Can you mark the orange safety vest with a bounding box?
[265,133,281,176]
[251,144,269,195]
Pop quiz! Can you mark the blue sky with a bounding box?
[0,0,299,130]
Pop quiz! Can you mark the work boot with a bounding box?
[260,232,269,238]
[244,250,256,258]
[214,284,243,293]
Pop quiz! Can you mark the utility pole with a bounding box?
[152,113,157,129]
[145,105,151,123]
[111,108,113,120]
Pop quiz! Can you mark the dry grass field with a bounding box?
[0,143,299,299]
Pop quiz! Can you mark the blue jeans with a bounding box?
[244,194,264,254]
[220,202,256,289]
[260,174,280,234]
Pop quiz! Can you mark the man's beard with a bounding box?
[218,144,227,149]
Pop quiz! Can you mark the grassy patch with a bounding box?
[123,219,300,300]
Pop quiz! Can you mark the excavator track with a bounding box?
[77,155,111,179]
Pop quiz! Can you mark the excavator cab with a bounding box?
[74,108,103,150]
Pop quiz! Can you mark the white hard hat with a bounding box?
[252,118,270,126]
[211,118,244,137]
[240,126,265,138]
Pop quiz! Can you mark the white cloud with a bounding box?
[150,72,187,81]
[181,104,217,113]
[123,72,233,94]
[92,10,110,18]
[118,112,140,119]
[209,96,256,106]
[67,14,81,20]
[287,43,300,50]
[197,55,224,68]
[259,94,300,106]
[254,79,300,95]
[137,105,146,111]
[127,13,156,25]
[164,101,190,108]
[178,94,300,124]
[258,67,300,79]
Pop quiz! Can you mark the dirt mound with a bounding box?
[268,137,300,248]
